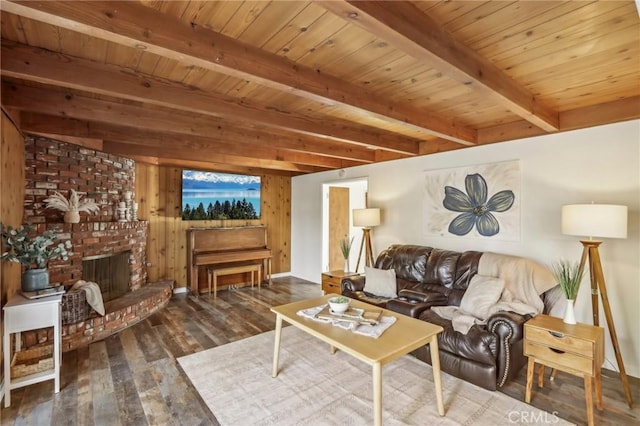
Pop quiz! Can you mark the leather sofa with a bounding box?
[341,244,558,391]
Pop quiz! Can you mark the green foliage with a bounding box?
[339,235,354,259]
[552,260,584,300]
[181,198,259,221]
[0,223,72,269]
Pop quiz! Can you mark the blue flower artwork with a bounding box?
[424,160,520,241]
[443,173,514,236]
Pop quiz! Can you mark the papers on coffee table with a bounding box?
[316,305,382,325]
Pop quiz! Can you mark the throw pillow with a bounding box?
[459,275,505,320]
[364,266,397,298]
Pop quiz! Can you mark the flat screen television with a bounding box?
[181,170,261,221]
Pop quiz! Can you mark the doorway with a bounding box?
[322,178,368,273]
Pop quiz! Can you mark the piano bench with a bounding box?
[207,263,262,298]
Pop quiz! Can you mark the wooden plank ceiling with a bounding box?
[1,1,639,176]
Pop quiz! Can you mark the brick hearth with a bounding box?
[22,281,173,352]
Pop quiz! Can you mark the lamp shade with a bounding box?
[561,204,627,239]
[353,208,380,228]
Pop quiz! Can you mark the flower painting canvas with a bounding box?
[424,160,520,240]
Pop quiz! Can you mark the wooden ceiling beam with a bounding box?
[478,96,640,144]
[318,0,560,132]
[102,140,327,174]
[19,112,363,170]
[27,132,104,151]
[2,0,476,145]
[0,40,420,155]
[2,81,376,163]
[125,155,299,178]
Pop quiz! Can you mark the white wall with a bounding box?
[292,120,640,378]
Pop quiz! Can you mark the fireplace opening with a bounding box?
[82,251,131,303]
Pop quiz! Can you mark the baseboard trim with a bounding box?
[271,272,290,278]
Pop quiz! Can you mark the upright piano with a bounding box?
[187,226,272,295]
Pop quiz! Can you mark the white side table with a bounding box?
[3,293,62,407]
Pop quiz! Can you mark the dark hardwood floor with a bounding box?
[2,277,638,425]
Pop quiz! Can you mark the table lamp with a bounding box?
[353,208,380,272]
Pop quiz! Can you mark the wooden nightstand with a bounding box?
[321,270,359,295]
[524,314,604,426]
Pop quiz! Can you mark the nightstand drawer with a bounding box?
[321,271,359,295]
[322,280,342,294]
[525,341,594,375]
[526,326,593,357]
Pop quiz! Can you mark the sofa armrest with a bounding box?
[386,299,432,318]
[341,275,365,293]
[487,311,531,343]
[486,311,533,387]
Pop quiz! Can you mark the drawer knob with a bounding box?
[550,347,566,355]
[549,331,565,338]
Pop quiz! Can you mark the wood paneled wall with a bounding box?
[135,164,291,289]
[1,109,25,385]
[1,110,24,302]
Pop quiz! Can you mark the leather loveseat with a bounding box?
[341,244,559,391]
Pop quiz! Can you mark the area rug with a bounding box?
[178,326,572,425]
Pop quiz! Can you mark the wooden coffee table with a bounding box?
[271,294,445,426]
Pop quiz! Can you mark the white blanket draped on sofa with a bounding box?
[431,252,558,334]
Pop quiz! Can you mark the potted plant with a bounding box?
[0,223,72,292]
[339,235,354,272]
[551,260,584,324]
[43,189,100,223]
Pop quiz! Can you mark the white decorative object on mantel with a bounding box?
[117,207,127,222]
[43,189,100,223]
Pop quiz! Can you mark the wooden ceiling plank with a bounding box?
[487,2,633,65]
[0,40,420,154]
[2,0,475,145]
[502,26,640,82]
[2,81,376,163]
[471,1,596,57]
[478,96,640,145]
[219,1,272,40]
[0,11,28,44]
[548,83,640,113]
[317,0,560,132]
[238,2,310,47]
[447,1,561,47]
[432,1,514,34]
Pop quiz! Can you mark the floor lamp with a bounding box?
[562,204,633,408]
[353,208,380,272]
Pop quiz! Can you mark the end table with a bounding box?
[321,270,360,295]
[524,314,604,426]
[3,293,62,408]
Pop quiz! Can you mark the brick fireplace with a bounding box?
[20,136,171,352]
[42,221,148,292]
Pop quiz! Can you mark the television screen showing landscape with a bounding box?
[181,170,261,221]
